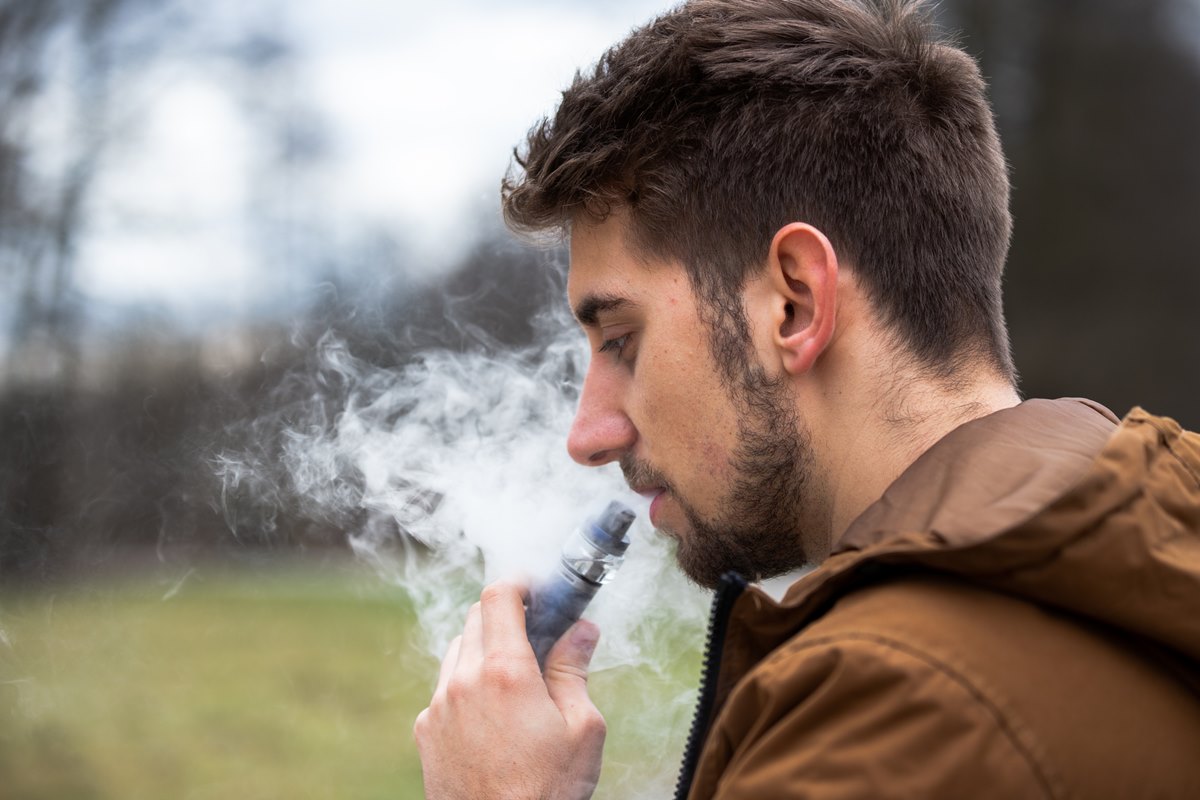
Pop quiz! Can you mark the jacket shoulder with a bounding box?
[695,574,1200,800]
[696,585,1053,799]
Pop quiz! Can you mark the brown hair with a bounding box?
[503,0,1014,381]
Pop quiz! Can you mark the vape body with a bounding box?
[525,501,635,669]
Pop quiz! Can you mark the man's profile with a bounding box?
[414,0,1200,797]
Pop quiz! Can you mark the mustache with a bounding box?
[620,454,672,493]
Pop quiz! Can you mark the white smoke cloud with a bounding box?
[216,295,709,797]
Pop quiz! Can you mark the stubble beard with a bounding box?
[620,360,816,590]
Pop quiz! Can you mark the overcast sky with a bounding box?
[76,0,676,318]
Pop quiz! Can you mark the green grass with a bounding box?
[0,562,701,799]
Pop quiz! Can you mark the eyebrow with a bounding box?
[573,293,634,327]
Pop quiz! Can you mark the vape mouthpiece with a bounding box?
[525,500,635,669]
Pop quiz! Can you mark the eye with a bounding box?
[598,333,632,360]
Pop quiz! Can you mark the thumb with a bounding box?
[543,619,601,720]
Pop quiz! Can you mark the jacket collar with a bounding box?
[835,397,1118,555]
[723,398,1200,692]
[717,398,1125,699]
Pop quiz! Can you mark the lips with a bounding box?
[621,456,670,527]
[632,486,667,526]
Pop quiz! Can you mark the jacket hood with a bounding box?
[727,398,1200,683]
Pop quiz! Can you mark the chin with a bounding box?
[672,540,728,590]
[653,521,682,542]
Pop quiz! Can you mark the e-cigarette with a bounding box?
[525,500,635,669]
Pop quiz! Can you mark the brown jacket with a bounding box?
[679,399,1200,799]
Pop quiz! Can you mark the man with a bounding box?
[414,0,1200,797]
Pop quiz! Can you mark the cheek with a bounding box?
[639,377,735,467]
[636,350,703,428]
[631,324,738,465]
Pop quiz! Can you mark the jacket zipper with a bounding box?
[674,571,747,800]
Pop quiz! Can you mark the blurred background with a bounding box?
[1,0,1198,798]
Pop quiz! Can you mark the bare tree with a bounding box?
[0,0,192,578]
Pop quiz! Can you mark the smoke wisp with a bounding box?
[214,288,709,796]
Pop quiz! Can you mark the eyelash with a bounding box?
[598,334,631,358]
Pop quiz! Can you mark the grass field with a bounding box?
[0,561,702,799]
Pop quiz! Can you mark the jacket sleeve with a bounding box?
[694,633,1056,800]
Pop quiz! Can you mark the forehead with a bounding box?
[567,216,678,310]
[567,216,637,286]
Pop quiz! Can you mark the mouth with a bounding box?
[630,485,667,525]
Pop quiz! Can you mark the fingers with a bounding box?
[458,601,484,668]
[543,618,600,684]
[435,635,462,696]
[417,582,606,797]
[479,580,536,663]
[434,580,536,704]
[419,633,462,748]
[433,580,543,708]
[543,619,607,742]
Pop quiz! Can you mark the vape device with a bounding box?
[525,500,635,669]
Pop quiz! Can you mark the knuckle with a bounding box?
[579,709,607,740]
[444,675,471,704]
[479,582,510,605]
[480,655,523,690]
[545,661,588,682]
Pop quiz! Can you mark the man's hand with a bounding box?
[413,580,606,800]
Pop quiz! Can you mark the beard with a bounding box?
[621,359,817,590]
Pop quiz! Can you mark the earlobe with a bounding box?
[769,223,838,376]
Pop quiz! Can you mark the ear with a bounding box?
[767,223,839,375]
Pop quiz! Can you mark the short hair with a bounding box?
[502,0,1015,381]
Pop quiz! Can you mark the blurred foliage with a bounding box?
[0,0,1199,582]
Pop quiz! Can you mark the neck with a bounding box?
[806,366,1021,558]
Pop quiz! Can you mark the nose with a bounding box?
[567,364,636,466]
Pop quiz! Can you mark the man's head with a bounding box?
[503,0,1015,586]
[564,215,823,588]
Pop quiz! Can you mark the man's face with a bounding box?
[566,217,817,588]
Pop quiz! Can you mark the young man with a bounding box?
[414,0,1200,797]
